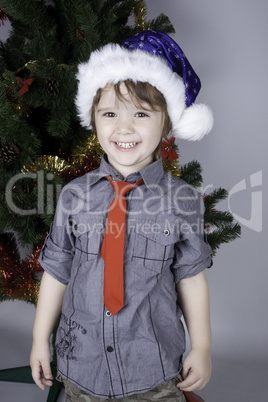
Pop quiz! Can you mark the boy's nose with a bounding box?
[116,116,134,135]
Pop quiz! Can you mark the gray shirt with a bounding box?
[39,154,212,399]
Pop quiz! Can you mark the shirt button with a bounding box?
[163,229,170,236]
[107,346,114,352]
[106,310,112,317]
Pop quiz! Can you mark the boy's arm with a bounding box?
[176,270,212,392]
[30,271,66,391]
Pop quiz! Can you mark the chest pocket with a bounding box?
[71,214,104,263]
[131,219,180,274]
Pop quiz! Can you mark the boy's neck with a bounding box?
[106,155,154,179]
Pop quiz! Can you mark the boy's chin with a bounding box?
[107,154,153,177]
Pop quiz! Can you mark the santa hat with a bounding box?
[75,30,213,141]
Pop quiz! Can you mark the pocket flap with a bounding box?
[71,214,104,238]
[133,219,180,246]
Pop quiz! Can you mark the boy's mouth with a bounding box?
[115,142,138,149]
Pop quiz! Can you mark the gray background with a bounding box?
[0,0,267,401]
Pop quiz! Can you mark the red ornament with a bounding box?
[0,8,8,25]
[17,77,35,97]
[5,77,35,97]
[160,137,179,161]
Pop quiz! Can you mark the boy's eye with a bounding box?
[104,112,116,117]
[136,112,148,117]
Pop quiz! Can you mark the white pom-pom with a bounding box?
[174,103,214,141]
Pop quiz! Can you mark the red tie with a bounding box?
[101,176,144,315]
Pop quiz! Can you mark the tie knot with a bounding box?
[107,176,144,197]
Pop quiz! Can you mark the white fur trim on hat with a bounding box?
[176,104,214,141]
[75,43,213,140]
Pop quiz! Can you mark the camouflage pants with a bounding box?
[57,374,186,402]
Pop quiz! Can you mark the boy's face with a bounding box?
[94,83,164,178]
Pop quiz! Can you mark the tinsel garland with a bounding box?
[162,158,180,178]
[0,8,7,25]
[22,155,69,174]
[22,135,180,179]
[0,237,43,305]
[134,0,151,31]
[60,134,103,180]
[5,88,31,117]
[22,134,102,180]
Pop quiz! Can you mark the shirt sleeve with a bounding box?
[38,186,75,285]
[171,186,213,283]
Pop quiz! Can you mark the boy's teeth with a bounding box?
[116,142,137,148]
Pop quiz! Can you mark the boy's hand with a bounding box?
[177,349,212,392]
[30,340,53,391]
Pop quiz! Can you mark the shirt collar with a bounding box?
[88,154,165,190]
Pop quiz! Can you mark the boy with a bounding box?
[30,30,213,401]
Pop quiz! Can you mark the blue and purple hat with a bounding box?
[76,30,213,140]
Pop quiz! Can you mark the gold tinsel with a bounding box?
[21,135,103,175]
[21,135,180,179]
[6,90,31,118]
[134,0,151,31]
[71,134,104,166]
[162,159,181,178]
[22,155,70,173]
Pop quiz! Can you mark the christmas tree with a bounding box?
[0,0,240,304]
[0,2,240,400]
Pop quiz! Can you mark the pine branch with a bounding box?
[207,222,241,255]
[204,187,228,209]
[149,13,175,34]
[0,42,7,74]
[63,1,102,59]
[0,32,26,71]
[101,0,135,27]
[205,208,233,224]
[180,160,203,188]
[203,188,233,229]
[2,0,56,34]
[203,187,241,250]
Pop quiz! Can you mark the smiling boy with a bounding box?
[30,30,213,401]
[94,81,168,177]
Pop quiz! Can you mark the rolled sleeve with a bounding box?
[38,188,75,285]
[171,190,213,283]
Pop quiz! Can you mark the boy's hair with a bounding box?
[91,80,172,159]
